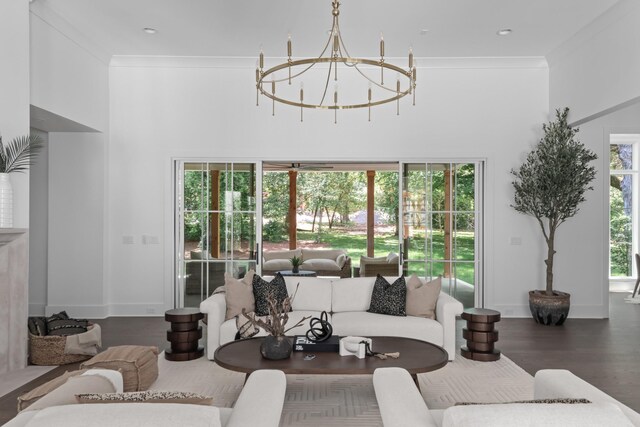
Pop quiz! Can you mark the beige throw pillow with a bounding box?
[405,275,441,320]
[224,270,255,320]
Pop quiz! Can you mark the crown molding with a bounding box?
[110,55,547,70]
[546,0,638,67]
[30,1,112,65]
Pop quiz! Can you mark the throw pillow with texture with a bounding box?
[76,390,214,405]
[17,369,88,411]
[405,275,441,320]
[80,346,159,392]
[252,273,289,316]
[25,374,116,412]
[46,318,89,336]
[368,275,407,316]
[235,312,260,339]
[224,270,256,320]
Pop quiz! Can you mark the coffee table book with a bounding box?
[293,335,340,352]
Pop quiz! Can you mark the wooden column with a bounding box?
[367,170,375,257]
[210,170,220,259]
[289,170,297,250]
[443,166,452,278]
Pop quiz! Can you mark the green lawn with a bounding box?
[292,227,475,285]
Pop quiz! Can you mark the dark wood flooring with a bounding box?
[1,293,638,424]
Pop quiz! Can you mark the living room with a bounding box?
[1,0,640,425]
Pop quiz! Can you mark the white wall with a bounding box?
[548,0,640,124]
[0,0,30,229]
[46,132,106,318]
[29,4,109,132]
[29,5,110,318]
[29,129,48,316]
[107,57,554,317]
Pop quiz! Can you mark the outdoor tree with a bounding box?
[511,107,597,295]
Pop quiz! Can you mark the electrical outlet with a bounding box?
[509,236,522,246]
[122,235,134,245]
[146,307,155,314]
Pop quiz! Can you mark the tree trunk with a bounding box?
[545,226,556,295]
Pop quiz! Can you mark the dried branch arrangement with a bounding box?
[242,283,311,337]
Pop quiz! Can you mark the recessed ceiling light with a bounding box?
[497,29,512,36]
[419,29,429,35]
[143,28,157,34]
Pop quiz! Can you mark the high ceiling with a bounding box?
[36,0,619,59]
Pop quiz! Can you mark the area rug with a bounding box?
[150,351,533,426]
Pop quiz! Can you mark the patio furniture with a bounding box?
[358,253,400,277]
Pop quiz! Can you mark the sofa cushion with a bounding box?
[284,277,332,312]
[252,273,289,317]
[25,375,116,412]
[406,275,441,320]
[442,402,634,427]
[301,249,345,261]
[219,311,325,345]
[262,259,295,271]
[24,403,222,427]
[301,258,341,271]
[80,346,159,392]
[368,275,407,316]
[359,256,387,275]
[224,270,255,320]
[331,277,377,312]
[263,249,301,262]
[17,369,88,411]
[331,312,443,346]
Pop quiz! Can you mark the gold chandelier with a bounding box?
[255,0,417,123]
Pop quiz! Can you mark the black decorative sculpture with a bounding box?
[305,311,333,342]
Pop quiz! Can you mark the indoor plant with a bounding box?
[290,255,303,273]
[511,107,597,325]
[242,285,310,359]
[0,134,42,228]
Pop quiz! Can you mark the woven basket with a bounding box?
[29,325,96,366]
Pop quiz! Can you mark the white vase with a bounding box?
[0,173,13,228]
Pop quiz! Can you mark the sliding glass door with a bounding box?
[400,162,483,308]
[175,162,260,308]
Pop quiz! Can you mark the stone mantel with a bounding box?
[0,228,28,374]
[0,228,27,246]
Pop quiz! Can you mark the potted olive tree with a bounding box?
[511,108,597,325]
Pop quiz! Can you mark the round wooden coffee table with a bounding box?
[214,336,448,390]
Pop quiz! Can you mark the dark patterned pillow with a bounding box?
[46,311,69,323]
[28,317,47,336]
[252,273,289,316]
[47,318,89,336]
[367,275,407,316]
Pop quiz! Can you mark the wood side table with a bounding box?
[165,308,204,361]
[461,308,501,362]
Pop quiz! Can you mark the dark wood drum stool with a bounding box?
[461,308,501,362]
[165,308,204,361]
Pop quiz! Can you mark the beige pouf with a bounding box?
[81,346,159,392]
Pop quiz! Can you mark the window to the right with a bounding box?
[609,135,640,279]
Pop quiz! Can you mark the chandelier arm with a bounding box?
[318,59,334,107]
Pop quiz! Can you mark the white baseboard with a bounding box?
[45,305,109,319]
[108,303,167,317]
[29,304,46,317]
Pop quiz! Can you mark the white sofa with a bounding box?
[200,275,464,361]
[261,248,352,278]
[5,369,286,427]
[373,367,640,427]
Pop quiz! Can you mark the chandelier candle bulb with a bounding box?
[380,32,384,57]
[409,47,414,68]
[287,33,292,57]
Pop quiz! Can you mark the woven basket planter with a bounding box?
[29,325,96,366]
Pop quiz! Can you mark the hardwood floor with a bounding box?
[1,293,638,424]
